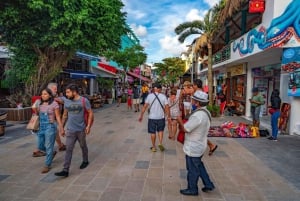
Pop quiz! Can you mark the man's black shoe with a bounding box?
[202,186,215,192]
[54,170,69,177]
[80,161,89,169]
[180,189,198,196]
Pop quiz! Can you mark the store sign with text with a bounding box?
[227,64,246,77]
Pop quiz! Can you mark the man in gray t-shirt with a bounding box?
[64,97,91,132]
[55,84,94,178]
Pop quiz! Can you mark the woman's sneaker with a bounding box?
[267,136,278,141]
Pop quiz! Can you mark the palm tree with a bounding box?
[175,3,223,105]
[219,0,246,24]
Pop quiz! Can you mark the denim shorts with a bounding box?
[148,118,165,134]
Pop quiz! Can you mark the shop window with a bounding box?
[232,75,246,101]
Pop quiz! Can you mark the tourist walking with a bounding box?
[117,86,123,107]
[167,88,180,140]
[268,89,281,141]
[180,81,194,119]
[127,85,133,110]
[132,84,140,112]
[177,91,215,196]
[141,82,149,105]
[32,88,64,173]
[32,83,66,157]
[48,83,66,151]
[138,83,171,152]
[55,84,94,177]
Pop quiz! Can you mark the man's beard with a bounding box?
[68,96,75,100]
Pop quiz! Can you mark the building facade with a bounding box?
[198,0,300,134]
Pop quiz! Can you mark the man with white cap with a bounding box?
[177,90,215,196]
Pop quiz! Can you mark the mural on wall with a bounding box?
[233,0,300,56]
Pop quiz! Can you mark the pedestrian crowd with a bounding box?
[27,79,282,197]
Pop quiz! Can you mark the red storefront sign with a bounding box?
[249,0,265,13]
[98,63,117,74]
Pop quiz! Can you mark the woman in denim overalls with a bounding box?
[37,88,64,173]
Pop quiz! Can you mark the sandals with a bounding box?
[158,144,165,152]
[150,147,157,152]
[209,145,218,156]
[32,151,46,157]
[59,144,66,151]
[168,136,175,140]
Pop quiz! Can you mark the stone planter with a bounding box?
[107,98,113,104]
[3,107,32,121]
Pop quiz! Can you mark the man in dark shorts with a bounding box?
[138,83,171,152]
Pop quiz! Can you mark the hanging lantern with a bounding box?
[249,0,265,13]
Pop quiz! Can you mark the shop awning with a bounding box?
[63,70,96,79]
[126,71,151,83]
[91,66,117,78]
[90,61,118,78]
[98,62,118,74]
[76,51,100,61]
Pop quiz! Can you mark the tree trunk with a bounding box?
[25,47,72,96]
[207,42,213,106]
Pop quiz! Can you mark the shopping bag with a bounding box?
[26,115,39,130]
[177,119,187,144]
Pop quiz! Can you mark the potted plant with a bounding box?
[207,104,220,117]
[97,78,115,104]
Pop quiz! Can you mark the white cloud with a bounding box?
[130,24,147,37]
[203,0,219,8]
[185,9,203,21]
[159,35,187,55]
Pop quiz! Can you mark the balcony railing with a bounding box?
[213,44,231,65]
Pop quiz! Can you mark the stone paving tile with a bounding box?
[0,175,10,182]
[135,161,150,169]
[148,167,163,179]
[17,142,33,148]
[98,187,123,201]
[120,192,142,201]
[124,179,145,194]
[88,177,110,192]
[124,138,135,143]
[57,185,87,201]
[77,190,101,201]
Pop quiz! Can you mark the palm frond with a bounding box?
[178,29,203,43]
[174,20,203,35]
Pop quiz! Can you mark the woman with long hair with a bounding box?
[268,89,281,141]
[35,88,64,173]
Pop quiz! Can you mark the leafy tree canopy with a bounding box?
[104,44,147,72]
[0,0,128,95]
[154,57,185,85]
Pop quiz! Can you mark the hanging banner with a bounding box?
[282,47,300,96]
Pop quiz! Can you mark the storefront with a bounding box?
[251,64,281,116]
[226,64,247,115]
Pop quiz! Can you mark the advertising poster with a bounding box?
[281,47,300,96]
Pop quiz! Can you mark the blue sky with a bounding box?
[122,0,219,64]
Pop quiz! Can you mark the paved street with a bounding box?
[0,104,300,201]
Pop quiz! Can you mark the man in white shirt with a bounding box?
[177,91,215,196]
[138,83,171,152]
